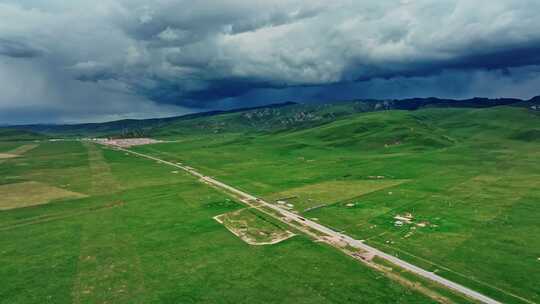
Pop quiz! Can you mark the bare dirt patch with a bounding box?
[0,144,38,160]
[214,208,295,245]
[84,143,121,195]
[9,144,39,155]
[0,153,18,159]
[0,181,87,210]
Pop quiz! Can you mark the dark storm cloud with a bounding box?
[68,61,118,82]
[121,0,324,45]
[0,38,42,58]
[1,0,540,123]
[113,0,540,104]
[451,45,540,71]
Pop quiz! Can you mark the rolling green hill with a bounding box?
[0,128,46,141]
[142,96,540,138]
[3,95,539,139]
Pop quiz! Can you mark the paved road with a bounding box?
[114,146,501,304]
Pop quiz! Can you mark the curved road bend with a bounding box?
[114,146,501,304]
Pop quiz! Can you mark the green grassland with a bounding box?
[2,103,538,303]
[0,141,439,303]
[266,179,408,212]
[131,106,540,304]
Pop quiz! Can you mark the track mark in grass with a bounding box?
[0,201,125,231]
[5,144,39,156]
[214,208,295,245]
[72,209,146,304]
[84,143,121,195]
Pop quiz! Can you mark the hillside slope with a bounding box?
[149,96,540,138]
[3,96,539,138]
[0,129,46,141]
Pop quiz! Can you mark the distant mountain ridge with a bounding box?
[2,102,298,137]
[2,96,539,138]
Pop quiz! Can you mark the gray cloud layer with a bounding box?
[0,38,43,58]
[1,0,540,123]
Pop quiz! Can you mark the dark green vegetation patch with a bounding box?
[511,129,540,142]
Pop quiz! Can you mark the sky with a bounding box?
[1,0,540,124]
